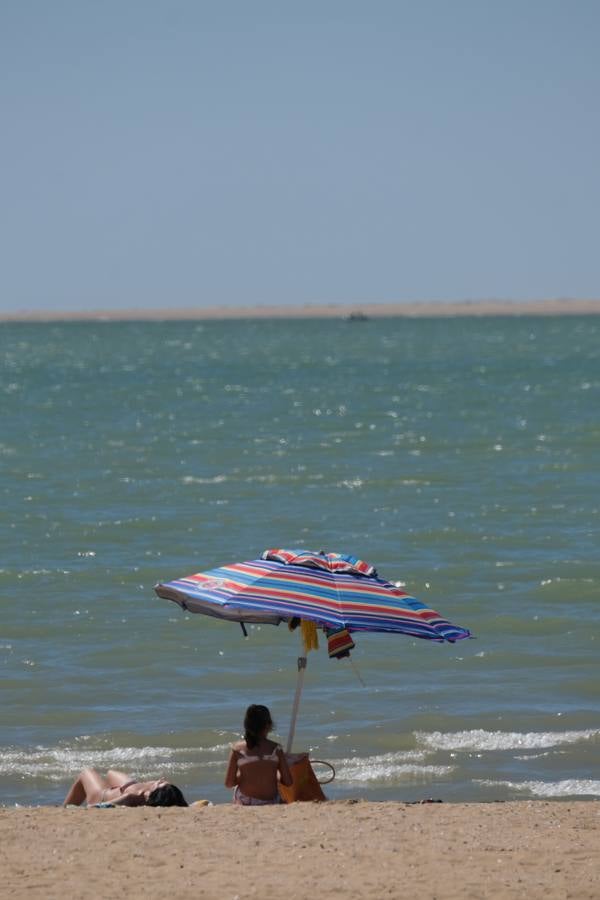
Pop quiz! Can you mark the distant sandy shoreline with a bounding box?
[2,298,600,322]
[2,799,599,899]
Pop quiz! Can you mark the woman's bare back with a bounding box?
[227,738,288,801]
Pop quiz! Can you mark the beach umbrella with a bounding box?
[155,548,470,749]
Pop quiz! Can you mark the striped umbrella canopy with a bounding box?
[155,548,470,643]
[156,549,471,754]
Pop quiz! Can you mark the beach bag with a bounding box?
[278,753,335,803]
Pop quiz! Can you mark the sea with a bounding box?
[2,315,599,807]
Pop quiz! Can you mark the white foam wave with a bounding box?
[0,744,227,780]
[333,751,453,785]
[415,729,600,752]
[478,779,600,798]
[181,474,227,484]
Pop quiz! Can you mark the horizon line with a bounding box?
[2,297,600,322]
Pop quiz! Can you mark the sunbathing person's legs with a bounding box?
[64,767,107,806]
[105,769,134,789]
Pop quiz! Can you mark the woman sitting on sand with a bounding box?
[225,704,293,805]
[64,768,188,807]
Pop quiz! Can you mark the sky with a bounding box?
[1,0,599,313]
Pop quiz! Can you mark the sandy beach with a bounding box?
[2,298,600,322]
[2,800,599,899]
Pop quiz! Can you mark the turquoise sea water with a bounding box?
[1,316,599,806]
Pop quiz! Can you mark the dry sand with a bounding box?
[2,298,600,321]
[2,800,599,899]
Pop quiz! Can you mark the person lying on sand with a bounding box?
[225,704,293,805]
[63,767,188,807]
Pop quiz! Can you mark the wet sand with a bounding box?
[2,800,599,899]
[2,298,600,321]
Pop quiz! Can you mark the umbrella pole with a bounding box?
[286,656,307,754]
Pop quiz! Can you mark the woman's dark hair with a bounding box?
[244,704,273,749]
[146,783,188,807]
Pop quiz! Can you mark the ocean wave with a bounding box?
[332,751,453,785]
[181,474,228,484]
[415,728,600,752]
[477,778,600,798]
[0,744,228,780]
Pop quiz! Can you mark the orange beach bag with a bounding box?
[278,753,335,803]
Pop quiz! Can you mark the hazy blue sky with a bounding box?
[1,1,599,312]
